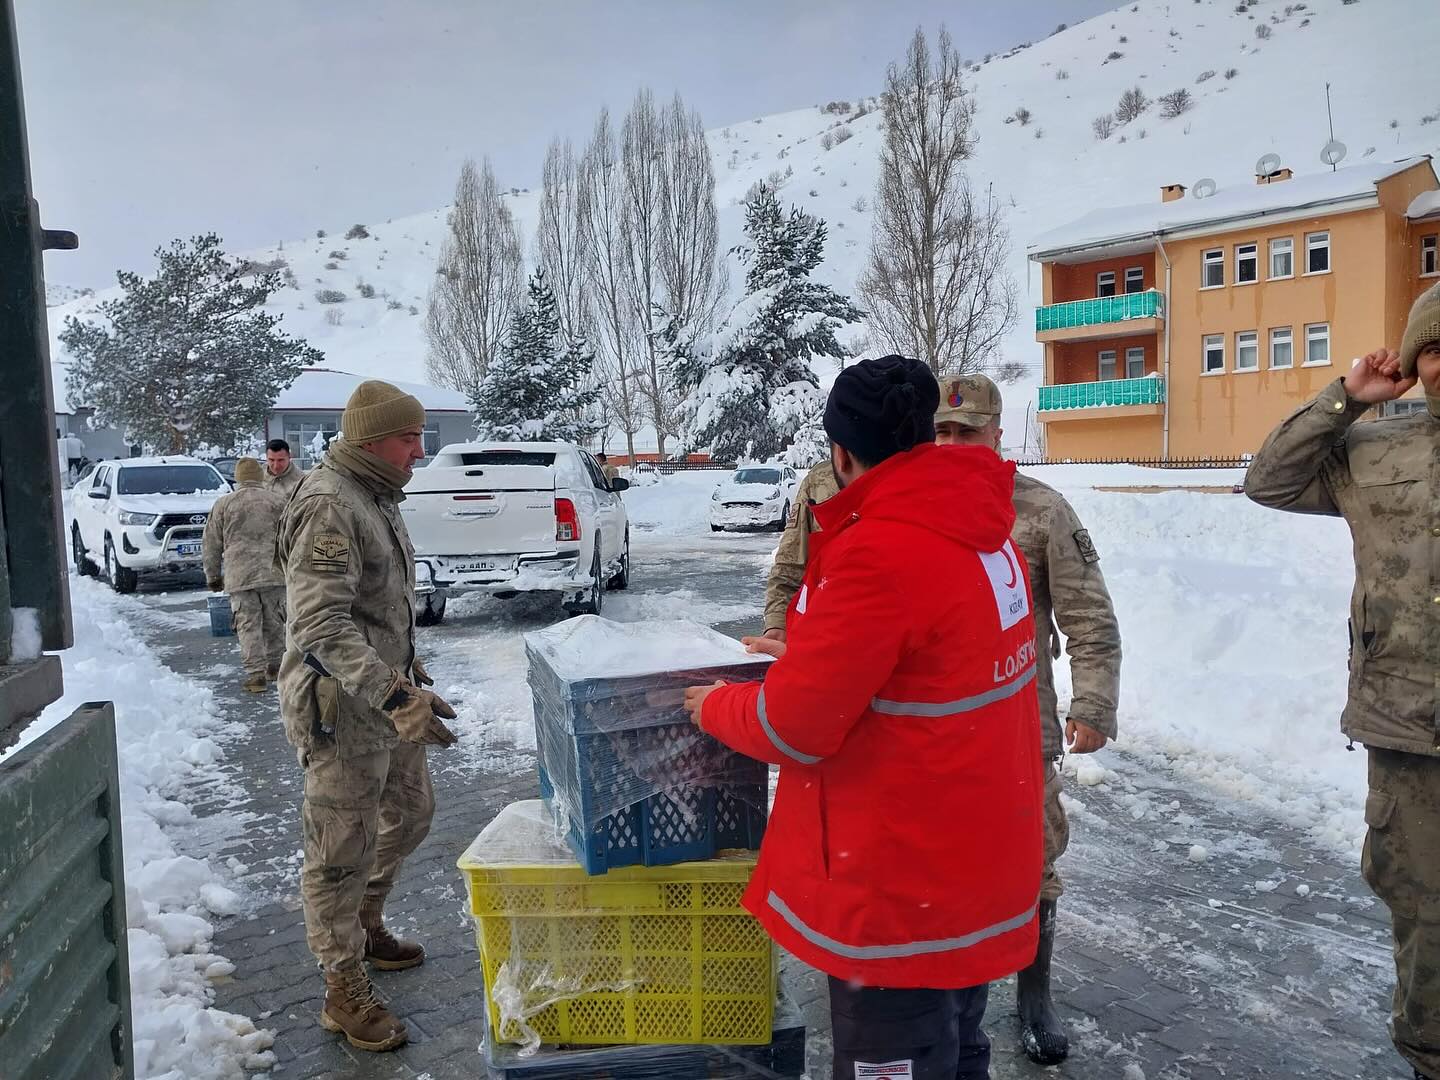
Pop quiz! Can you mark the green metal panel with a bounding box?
[1038,377,1167,412]
[1034,290,1164,333]
[0,703,133,1080]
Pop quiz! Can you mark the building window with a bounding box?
[422,429,441,458]
[1202,249,1224,288]
[1124,267,1145,294]
[1097,271,1117,298]
[1235,331,1259,371]
[285,417,341,467]
[1202,334,1225,374]
[1269,237,1294,279]
[1306,231,1331,274]
[1270,326,1293,369]
[1236,243,1258,285]
[1098,349,1117,380]
[1382,400,1427,418]
[1125,346,1145,378]
[1423,235,1438,277]
[1304,322,1331,366]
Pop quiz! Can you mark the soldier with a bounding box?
[596,452,620,485]
[203,457,288,692]
[278,380,459,1053]
[265,438,305,499]
[931,372,1121,1065]
[1245,282,1440,1080]
[761,460,838,641]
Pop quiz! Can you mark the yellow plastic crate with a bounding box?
[457,801,776,1047]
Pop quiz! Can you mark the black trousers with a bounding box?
[829,977,990,1080]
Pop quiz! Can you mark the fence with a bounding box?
[1034,290,1164,333]
[1012,455,1251,469]
[1038,376,1165,411]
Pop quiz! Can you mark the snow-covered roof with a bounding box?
[1030,157,1435,260]
[1409,189,1440,222]
[271,368,470,412]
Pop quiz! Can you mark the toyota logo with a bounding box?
[190,514,207,525]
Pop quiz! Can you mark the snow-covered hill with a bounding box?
[46,0,1440,446]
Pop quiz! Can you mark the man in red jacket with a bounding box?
[685,355,1043,1080]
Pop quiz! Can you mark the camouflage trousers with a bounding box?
[300,738,435,972]
[1041,762,1070,903]
[1362,747,1440,1079]
[230,586,285,676]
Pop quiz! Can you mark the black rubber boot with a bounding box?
[1017,899,1069,1065]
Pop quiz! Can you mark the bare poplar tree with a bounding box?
[535,138,589,344]
[425,158,523,397]
[858,26,1018,376]
[658,93,725,339]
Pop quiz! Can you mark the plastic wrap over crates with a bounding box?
[457,800,777,1055]
[524,616,772,873]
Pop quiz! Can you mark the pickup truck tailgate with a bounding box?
[403,463,556,556]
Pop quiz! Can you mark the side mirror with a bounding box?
[87,489,108,499]
[610,478,630,492]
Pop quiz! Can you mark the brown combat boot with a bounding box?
[265,665,280,682]
[242,673,267,693]
[319,962,408,1052]
[361,903,426,971]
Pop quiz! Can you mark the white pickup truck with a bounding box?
[401,442,631,624]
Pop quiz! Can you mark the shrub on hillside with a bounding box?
[386,299,403,311]
[316,229,326,239]
[324,261,339,270]
[345,224,370,240]
[1116,86,1149,123]
[1255,23,1273,39]
[830,125,854,147]
[1056,68,1070,80]
[1104,50,1124,62]
[1160,89,1194,118]
[1092,114,1116,140]
[1196,69,1216,83]
[1014,106,1033,126]
[1225,67,1239,79]
[315,289,347,304]
[356,280,376,299]
[325,309,344,327]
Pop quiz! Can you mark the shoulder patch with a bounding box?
[1073,529,1099,564]
[311,532,351,574]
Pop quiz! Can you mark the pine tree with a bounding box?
[672,185,862,462]
[471,270,601,443]
[59,234,320,453]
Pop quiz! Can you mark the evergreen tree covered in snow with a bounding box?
[59,234,319,453]
[471,270,601,443]
[673,185,861,462]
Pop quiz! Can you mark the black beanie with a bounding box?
[823,355,939,466]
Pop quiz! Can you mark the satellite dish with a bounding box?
[1255,152,1282,176]
[1320,139,1347,167]
[1192,177,1218,199]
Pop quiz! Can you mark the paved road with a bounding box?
[123,531,1406,1079]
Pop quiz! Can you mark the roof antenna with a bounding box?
[1324,82,1337,171]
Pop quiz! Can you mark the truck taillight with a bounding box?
[555,498,581,542]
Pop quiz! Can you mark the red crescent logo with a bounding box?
[1000,545,1018,589]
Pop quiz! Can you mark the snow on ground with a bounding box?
[621,469,735,536]
[13,579,274,1080]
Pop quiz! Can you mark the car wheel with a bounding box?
[416,592,447,627]
[776,502,791,532]
[607,531,631,590]
[73,525,99,578]
[710,523,722,533]
[104,537,138,594]
[565,546,604,617]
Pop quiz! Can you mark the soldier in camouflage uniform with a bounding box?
[1245,282,1440,1080]
[265,438,305,499]
[203,457,287,692]
[762,460,838,640]
[932,373,1121,1066]
[278,380,459,1053]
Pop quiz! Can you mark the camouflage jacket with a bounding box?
[1245,378,1440,757]
[764,461,840,631]
[1011,473,1122,760]
[266,462,305,500]
[202,481,286,592]
[277,456,416,757]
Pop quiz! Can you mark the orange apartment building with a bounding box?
[1027,155,1440,461]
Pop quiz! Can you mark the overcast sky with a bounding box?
[18,1,1114,287]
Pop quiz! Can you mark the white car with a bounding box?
[402,442,631,624]
[71,456,230,593]
[709,465,800,532]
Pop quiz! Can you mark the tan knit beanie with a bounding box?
[234,458,263,484]
[340,380,426,443]
[1400,280,1440,377]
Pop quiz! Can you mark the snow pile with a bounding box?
[26,579,274,1080]
[622,469,733,536]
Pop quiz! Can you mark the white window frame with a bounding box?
[1423,235,1438,277]
[1235,243,1259,286]
[1305,231,1331,276]
[1269,326,1293,369]
[1098,349,1118,381]
[1125,346,1145,379]
[1303,322,1331,367]
[1269,237,1294,280]
[1201,248,1224,289]
[1202,333,1225,375]
[1096,271,1117,298]
[1235,330,1259,372]
[1124,267,1145,294]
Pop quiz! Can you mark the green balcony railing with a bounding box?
[1035,290,1164,333]
[1038,377,1166,412]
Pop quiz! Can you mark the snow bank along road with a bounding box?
[62,468,1404,1079]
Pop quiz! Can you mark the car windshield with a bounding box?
[117,465,225,495]
[734,468,781,485]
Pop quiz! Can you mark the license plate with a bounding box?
[454,557,511,574]
[175,543,202,557]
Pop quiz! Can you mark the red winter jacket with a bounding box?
[701,442,1043,989]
